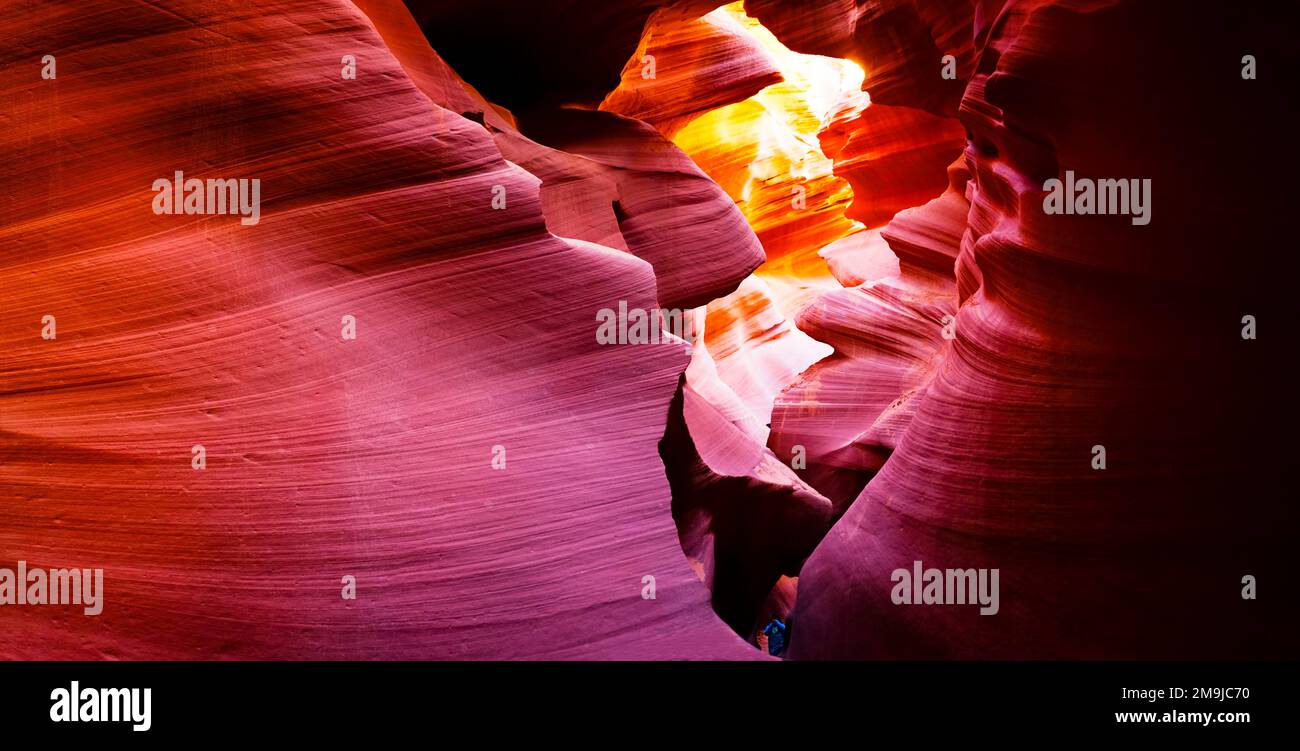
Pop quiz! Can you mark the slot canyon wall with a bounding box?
[1,0,1295,659]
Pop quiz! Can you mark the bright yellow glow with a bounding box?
[673,1,867,283]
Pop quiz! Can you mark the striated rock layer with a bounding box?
[0,0,757,659]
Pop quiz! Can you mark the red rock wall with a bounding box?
[788,0,1300,659]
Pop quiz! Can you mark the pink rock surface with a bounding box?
[0,0,755,659]
[769,263,955,511]
[662,360,833,638]
[505,108,766,309]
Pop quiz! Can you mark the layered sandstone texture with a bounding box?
[0,0,759,659]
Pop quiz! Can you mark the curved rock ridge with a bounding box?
[507,107,767,310]
[655,275,835,642]
[600,6,784,137]
[879,157,971,276]
[363,2,767,311]
[769,239,956,510]
[695,276,834,439]
[661,362,833,640]
[0,0,758,659]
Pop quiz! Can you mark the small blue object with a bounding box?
[762,618,788,656]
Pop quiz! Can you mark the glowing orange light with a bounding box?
[672,1,867,291]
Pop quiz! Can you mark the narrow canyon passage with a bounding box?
[420,1,959,647]
[3,0,1293,662]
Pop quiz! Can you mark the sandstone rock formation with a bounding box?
[2,0,1295,661]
